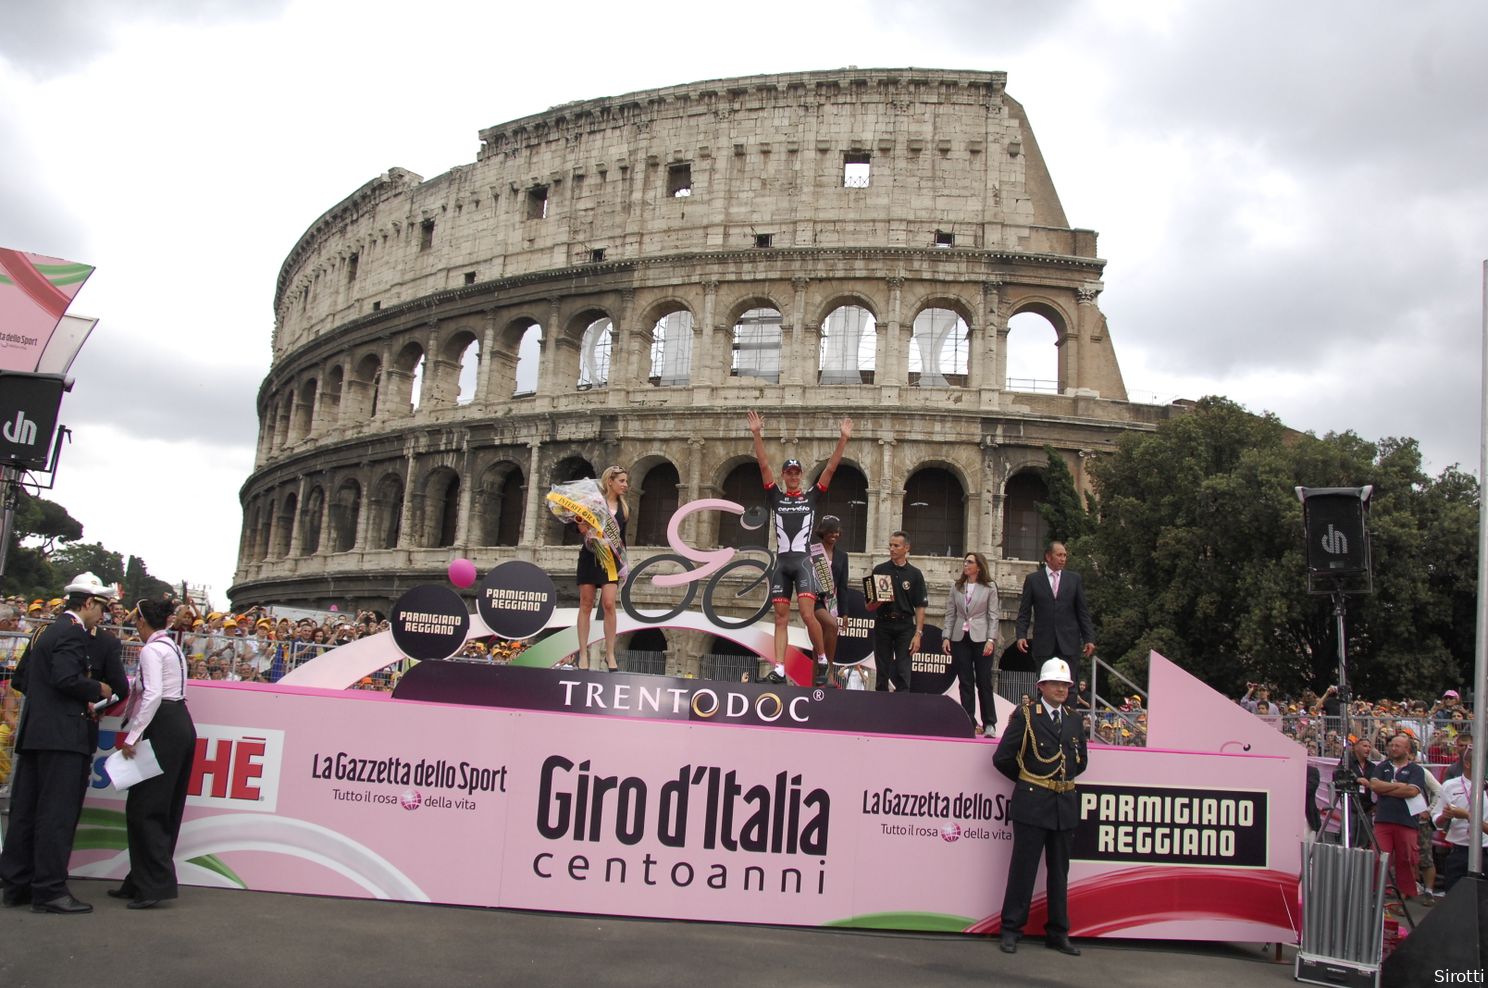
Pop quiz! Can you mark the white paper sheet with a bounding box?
[104,740,163,790]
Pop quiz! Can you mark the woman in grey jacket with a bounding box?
[942,552,1000,734]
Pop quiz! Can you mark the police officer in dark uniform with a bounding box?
[0,573,117,913]
[992,657,1088,956]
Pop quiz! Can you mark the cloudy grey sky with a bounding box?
[3,0,1484,604]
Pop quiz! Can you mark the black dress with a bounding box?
[576,501,627,587]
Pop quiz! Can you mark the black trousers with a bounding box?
[873,622,914,692]
[1442,843,1483,893]
[949,637,995,729]
[0,748,91,899]
[120,701,197,900]
[1000,820,1075,938]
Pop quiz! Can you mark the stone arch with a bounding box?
[729,303,783,383]
[902,464,966,558]
[301,484,325,554]
[476,459,525,547]
[641,299,694,388]
[349,352,382,420]
[419,466,462,548]
[717,457,767,550]
[574,313,614,389]
[256,497,273,561]
[908,304,972,388]
[273,491,298,558]
[390,340,425,413]
[817,302,877,385]
[371,471,405,550]
[291,379,317,441]
[809,292,880,329]
[813,461,870,553]
[1006,298,1071,394]
[320,364,344,426]
[633,458,681,547]
[490,315,542,398]
[273,394,293,450]
[432,326,480,407]
[330,478,361,552]
[1002,468,1050,562]
[550,454,596,545]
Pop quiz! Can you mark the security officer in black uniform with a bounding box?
[0,572,118,913]
[992,657,1089,956]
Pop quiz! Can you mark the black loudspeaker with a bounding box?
[1298,486,1372,582]
[1382,874,1488,986]
[0,371,66,470]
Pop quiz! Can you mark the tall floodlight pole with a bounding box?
[1472,259,1488,876]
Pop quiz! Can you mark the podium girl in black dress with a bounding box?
[113,598,197,909]
[575,466,628,671]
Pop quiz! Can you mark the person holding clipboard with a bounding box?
[110,598,198,910]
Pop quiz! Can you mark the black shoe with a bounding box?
[127,898,162,910]
[999,933,1018,954]
[1045,935,1081,956]
[32,893,92,914]
[2,886,31,907]
[106,887,134,899]
[763,671,786,684]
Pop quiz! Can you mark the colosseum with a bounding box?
[231,67,1180,675]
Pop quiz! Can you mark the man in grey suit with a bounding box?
[1015,541,1095,663]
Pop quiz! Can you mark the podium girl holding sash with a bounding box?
[113,598,197,910]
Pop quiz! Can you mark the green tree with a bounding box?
[0,490,84,598]
[1038,445,1093,546]
[50,541,125,585]
[123,554,173,605]
[1081,396,1477,699]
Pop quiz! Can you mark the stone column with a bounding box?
[522,440,544,547]
[698,280,719,395]
[537,297,563,400]
[478,308,499,405]
[453,437,475,548]
[875,437,897,550]
[1071,285,1099,395]
[287,475,310,557]
[398,451,421,549]
[610,289,636,398]
[979,439,1002,558]
[354,464,374,550]
[789,276,810,388]
[685,437,706,546]
[883,276,905,388]
[983,279,1005,394]
[316,481,332,555]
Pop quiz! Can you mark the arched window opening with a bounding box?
[818,304,876,385]
[423,468,461,548]
[720,463,768,550]
[578,317,612,389]
[373,475,404,550]
[514,324,542,397]
[292,379,317,440]
[301,486,325,555]
[256,505,273,562]
[274,493,297,558]
[649,311,693,387]
[1003,471,1050,562]
[731,308,782,383]
[456,339,480,405]
[331,480,361,552]
[903,468,965,558]
[479,464,525,547]
[635,462,681,547]
[814,464,869,554]
[909,308,969,387]
[409,353,426,410]
[1006,311,1060,393]
[321,366,344,426]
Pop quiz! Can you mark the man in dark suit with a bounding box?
[0,573,116,914]
[992,657,1089,956]
[84,622,129,755]
[1015,541,1095,663]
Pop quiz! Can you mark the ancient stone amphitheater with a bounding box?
[231,68,1178,673]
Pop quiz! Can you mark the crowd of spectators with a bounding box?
[1239,681,1473,762]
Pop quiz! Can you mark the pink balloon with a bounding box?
[448,558,478,588]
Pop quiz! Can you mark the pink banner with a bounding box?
[74,652,1304,941]
[0,248,93,372]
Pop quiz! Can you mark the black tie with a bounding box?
[1052,707,1061,727]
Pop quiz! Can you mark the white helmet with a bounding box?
[63,572,116,600]
[1037,658,1074,685]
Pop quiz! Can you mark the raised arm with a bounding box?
[747,410,775,488]
[817,417,853,489]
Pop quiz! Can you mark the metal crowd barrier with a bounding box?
[1297,840,1389,987]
